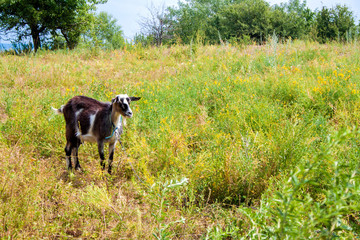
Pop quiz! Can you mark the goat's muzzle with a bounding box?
[124,111,133,118]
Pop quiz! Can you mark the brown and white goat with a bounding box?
[53,94,140,174]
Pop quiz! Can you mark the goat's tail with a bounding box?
[51,105,64,115]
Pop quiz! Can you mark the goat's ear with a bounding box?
[111,96,119,104]
[130,97,141,102]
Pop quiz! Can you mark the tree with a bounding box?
[50,0,107,49]
[219,0,271,43]
[270,0,315,40]
[332,5,355,41]
[316,7,338,43]
[83,12,125,49]
[167,0,229,44]
[139,3,172,46]
[0,0,106,52]
[315,5,355,43]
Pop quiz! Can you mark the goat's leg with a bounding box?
[108,142,116,174]
[65,142,73,170]
[73,140,81,170]
[98,141,105,170]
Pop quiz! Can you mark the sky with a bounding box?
[96,0,180,40]
[98,0,360,40]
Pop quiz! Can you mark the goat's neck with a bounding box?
[111,109,122,127]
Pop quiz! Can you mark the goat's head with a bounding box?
[111,94,141,118]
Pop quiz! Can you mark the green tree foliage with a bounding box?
[315,5,355,43]
[219,0,271,43]
[83,12,125,50]
[50,0,107,50]
[166,0,357,44]
[334,5,356,40]
[316,7,338,43]
[270,0,315,40]
[168,0,228,44]
[0,0,106,52]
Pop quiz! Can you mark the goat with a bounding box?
[52,94,140,174]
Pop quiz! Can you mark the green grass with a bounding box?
[0,40,360,238]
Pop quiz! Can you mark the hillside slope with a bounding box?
[1,41,359,238]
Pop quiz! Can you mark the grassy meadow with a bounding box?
[1,40,360,238]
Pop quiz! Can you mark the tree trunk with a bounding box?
[31,28,41,52]
[61,29,77,50]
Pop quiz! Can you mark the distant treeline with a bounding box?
[1,0,359,53]
[136,0,359,46]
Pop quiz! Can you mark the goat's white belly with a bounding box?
[79,133,98,143]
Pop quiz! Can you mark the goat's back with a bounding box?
[65,96,109,111]
[62,96,111,127]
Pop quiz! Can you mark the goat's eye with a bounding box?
[126,98,130,103]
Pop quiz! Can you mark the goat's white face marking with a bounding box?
[114,94,133,118]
